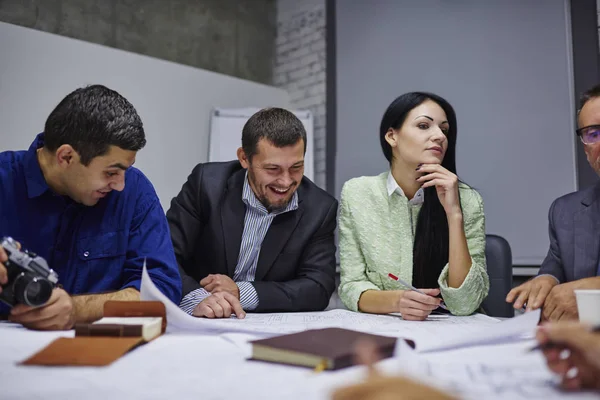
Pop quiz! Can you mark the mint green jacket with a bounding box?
[338,172,490,315]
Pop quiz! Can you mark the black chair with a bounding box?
[482,234,514,318]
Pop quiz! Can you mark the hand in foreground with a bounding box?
[0,240,20,295]
[505,275,558,311]
[542,279,594,322]
[536,322,600,391]
[397,289,442,321]
[9,288,75,330]
[193,292,246,319]
[0,244,8,294]
[331,339,456,400]
[201,274,240,299]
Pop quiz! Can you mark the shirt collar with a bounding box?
[242,172,299,215]
[23,133,51,199]
[387,171,424,205]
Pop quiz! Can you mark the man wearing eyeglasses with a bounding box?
[506,84,600,322]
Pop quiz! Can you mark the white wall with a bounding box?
[0,22,291,212]
[333,0,577,265]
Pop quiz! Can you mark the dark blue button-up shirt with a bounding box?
[0,134,182,314]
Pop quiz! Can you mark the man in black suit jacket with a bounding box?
[167,108,338,318]
[507,84,600,321]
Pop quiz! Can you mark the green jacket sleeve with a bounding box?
[438,189,490,315]
[338,182,381,311]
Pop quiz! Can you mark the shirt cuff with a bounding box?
[121,281,141,292]
[179,288,211,315]
[236,281,259,311]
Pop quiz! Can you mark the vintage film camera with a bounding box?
[0,237,59,307]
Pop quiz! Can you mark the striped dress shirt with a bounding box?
[180,173,299,315]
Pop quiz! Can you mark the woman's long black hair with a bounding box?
[379,92,458,289]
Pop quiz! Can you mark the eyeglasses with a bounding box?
[576,125,600,144]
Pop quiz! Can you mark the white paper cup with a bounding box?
[574,289,600,325]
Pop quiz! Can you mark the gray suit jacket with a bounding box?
[538,182,600,283]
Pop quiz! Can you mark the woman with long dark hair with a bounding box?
[338,92,489,319]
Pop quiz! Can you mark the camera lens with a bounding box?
[14,274,54,307]
[24,278,53,307]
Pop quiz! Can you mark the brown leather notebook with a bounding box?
[21,301,166,367]
[249,327,414,370]
[103,300,167,334]
[74,300,165,341]
[21,337,144,367]
[74,317,162,341]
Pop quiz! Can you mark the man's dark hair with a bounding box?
[43,84,146,165]
[580,83,600,110]
[241,107,307,161]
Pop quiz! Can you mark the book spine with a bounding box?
[75,324,142,337]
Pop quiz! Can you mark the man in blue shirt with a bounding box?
[0,85,181,330]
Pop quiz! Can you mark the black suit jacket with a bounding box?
[166,160,338,312]
[538,182,600,283]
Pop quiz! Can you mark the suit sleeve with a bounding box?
[251,200,338,312]
[538,199,567,283]
[166,164,206,298]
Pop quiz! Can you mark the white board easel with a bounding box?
[208,108,314,181]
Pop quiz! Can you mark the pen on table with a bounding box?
[527,325,600,352]
[387,273,448,311]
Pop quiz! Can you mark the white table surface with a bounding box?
[1,317,599,400]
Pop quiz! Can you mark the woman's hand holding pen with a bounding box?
[396,288,442,321]
[388,273,447,320]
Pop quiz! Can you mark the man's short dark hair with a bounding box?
[241,107,307,161]
[580,83,600,110]
[43,84,146,165]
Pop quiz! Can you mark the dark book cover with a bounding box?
[250,327,414,370]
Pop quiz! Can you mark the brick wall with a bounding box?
[275,0,327,189]
[598,0,600,46]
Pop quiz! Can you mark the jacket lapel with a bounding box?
[573,183,600,279]
[254,188,304,281]
[221,170,246,277]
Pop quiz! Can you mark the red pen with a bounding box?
[388,273,448,310]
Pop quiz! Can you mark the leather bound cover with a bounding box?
[75,323,145,337]
[103,300,167,333]
[20,301,167,367]
[250,328,413,370]
[21,337,143,366]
